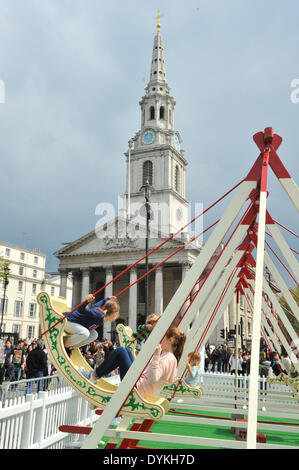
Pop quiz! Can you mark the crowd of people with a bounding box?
[0,335,297,392]
[204,343,298,378]
[204,344,251,375]
[0,337,53,393]
[0,290,297,401]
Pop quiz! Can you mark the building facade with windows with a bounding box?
[0,241,72,340]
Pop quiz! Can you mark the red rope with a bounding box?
[263,293,297,343]
[266,231,299,256]
[127,326,152,348]
[115,219,220,298]
[245,291,276,350]
[290,289,299,301]
[265,240,298,286]
[274,291,297,320]
[273,220,299,239]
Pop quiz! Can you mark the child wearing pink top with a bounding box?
[83,327,186,400]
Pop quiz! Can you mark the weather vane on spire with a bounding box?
[154,9,164,34]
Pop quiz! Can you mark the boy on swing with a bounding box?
[132,313,160,350]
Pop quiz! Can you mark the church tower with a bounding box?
[122,16,189,237]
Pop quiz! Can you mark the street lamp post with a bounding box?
[0,265,10,336]
[140,177,153,322]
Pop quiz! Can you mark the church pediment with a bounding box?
[54,216,194,259]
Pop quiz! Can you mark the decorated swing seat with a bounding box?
[116,323,138,358]
[267,373,299,398]
[116,323,203,399]
[37,292,169,421]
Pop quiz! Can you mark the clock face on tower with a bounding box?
[141,129,156,145]
[173,134,180,150]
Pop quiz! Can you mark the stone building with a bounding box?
[0,240,72,340]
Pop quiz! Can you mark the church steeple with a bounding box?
[139,19,175,133]
[122,15,189,236]
[145,25,170,97]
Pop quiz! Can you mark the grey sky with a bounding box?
[0,0,298,287]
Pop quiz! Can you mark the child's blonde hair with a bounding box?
[146,313,160,325]
[188,352,201,366]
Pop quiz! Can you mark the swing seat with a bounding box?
[116,324,138,358]
[160,378,204,399]
[37,292,169,421]
[267,373,299,397]
[116,324,203,399]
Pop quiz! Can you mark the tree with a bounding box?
[0,255,10,283]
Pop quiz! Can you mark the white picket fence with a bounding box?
[0,382,96,449]
[0,372,297,449]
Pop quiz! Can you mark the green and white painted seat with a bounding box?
[37,292,169,421]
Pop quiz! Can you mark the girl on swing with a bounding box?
[81,327,186,400]
[63,294,120,349]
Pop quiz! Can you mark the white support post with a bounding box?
[179,272,239,377]
[261,281,299,372]
[266,222,299,282]
[261,315,282,353]
[247,276,297,366]
[186,249,244,339]
[81,180,256,449]
[269,146,299,211]
[246,285,285,356]
[261,323,279,353]
[178,252,243,374]
[179,222,253,333]
[264,251,299,322]
[277,177,299,212]
[246,153,269,449]
[261,299,289,356]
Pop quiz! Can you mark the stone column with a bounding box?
[229,295,237,330]
[59,269,68,299]
[129,267,137,330]
[71,271,82,308]
[155,266,163,315]
[244,296,248,344]
[80,268,91,300]
[103,266,113,339]
[180,262,192,318]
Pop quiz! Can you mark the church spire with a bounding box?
[145,10,169,96]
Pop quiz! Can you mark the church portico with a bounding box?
[55,244,199,340]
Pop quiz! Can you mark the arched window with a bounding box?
[175,165,180,193]
[149,106,155,120]
[159,106,165,119]
[143,160,153,185]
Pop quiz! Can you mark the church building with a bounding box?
[54,20,252,346]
